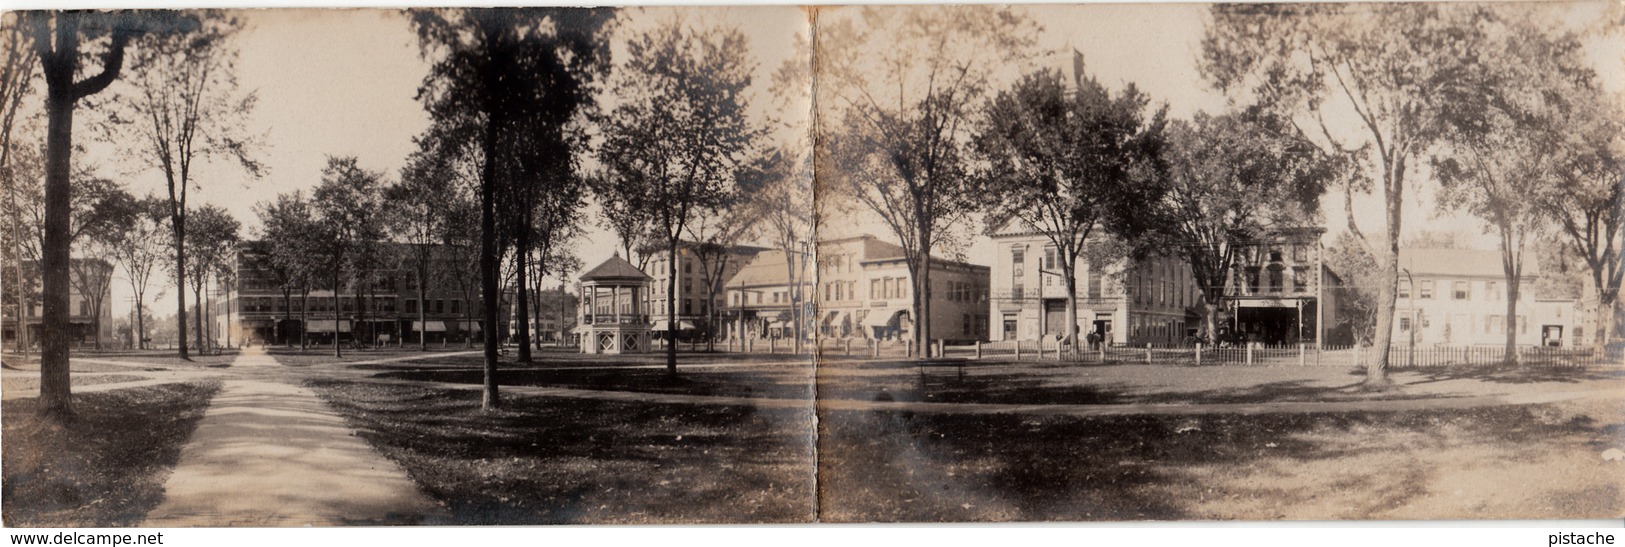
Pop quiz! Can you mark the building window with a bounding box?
[1292,267,1309,293]
[871,279,879,299]
[1398,279,1411,299]
[1487,281,1500,301]
[1245,267,1261,294]
[1487,315,1504,334]
[1399,317,1411,331]
[1419,280,1434,300]
[1043,246,1057,270]
[1267,266,1283,293]
[1012,248,1025,295]
[1453,281,1470,300]
[450,300,460,314]
[1292,245,1308,262]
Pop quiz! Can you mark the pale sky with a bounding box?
[21,2,1620,321]
[75,6,809,319]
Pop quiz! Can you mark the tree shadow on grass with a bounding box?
[1399,365,1625,385]
[1,382,220,527]
[372,367,816,400]
[818,398,1617,522]
[304,378,816,524]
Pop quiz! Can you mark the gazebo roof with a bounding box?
[579,253,653,283]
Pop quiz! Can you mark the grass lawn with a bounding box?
[373,366,815,400]
[2,381,222,527]
[2,374,154,394]
[817,396,1625,521]
[62,352,239,369]
[305,378,815,524]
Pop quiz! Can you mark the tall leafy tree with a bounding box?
[1157,112,1333,345]
[309,156,386,358]
[179,204,239,352]
[973,64,1169,355]
[597,16,760,374]
[27,10,187,417]
[819,6,1039,355]
[1202,3,1489,388]
[254,191,321,350]
[1432,9,1604,361]
[1,15,37,358]
[109,195,170,349]
[411,7,614,409]
[684,195,760,350]
[389,135,461,351]
[1532,60,1624,348]
[69,185,139,350]
[104,10,261,362]
[738,149,809,350]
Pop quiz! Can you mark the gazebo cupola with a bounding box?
[577,252,653,354]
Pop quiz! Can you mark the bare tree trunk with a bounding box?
[1506,274,1522,365]
[1064,265,1079,359]
[135,300,144,350]
[193,284,205,353]
[666,237,679,374]
[37,83,73,417]
[478,102,500,410]
[515,224,531,363]
[332,271,341,358]
[299,290,308,350]
[418,262,428,351]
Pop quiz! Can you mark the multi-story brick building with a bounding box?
[1392,248,1580,347]
[1224,227,1339,346]
[989,222,1343,347]
[641,241,767,341]
[224,241,508,346]
[988,220,1189,345]
[2,259,115,350]
[724,234,990,343]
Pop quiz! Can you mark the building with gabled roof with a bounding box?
[1392,247,1581,347]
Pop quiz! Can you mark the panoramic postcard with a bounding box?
[0,2,1621,527]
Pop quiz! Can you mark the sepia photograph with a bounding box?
[0,0,1620,533]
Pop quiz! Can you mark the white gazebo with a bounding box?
[577,253,653,354]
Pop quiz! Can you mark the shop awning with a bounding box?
[456,320,481,333]
[652,319,697,331]
[411,321,446,332]
[862,309,905,328]
[239,319,275,329]
[305,319,352,333]
[820,310,840,325]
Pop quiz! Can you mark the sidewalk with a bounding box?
[144,349,445,526]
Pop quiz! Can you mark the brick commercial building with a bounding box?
[640,241,767,342]
[223,241,509,346]
[724,235,990,344]
[2,259,115,350]
[988,223,1340,347]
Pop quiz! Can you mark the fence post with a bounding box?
[1298,343,1306,367]
[975,341,983,360]
[1246,342,1253,365]
[769,337,776,353]
[935,339,944,359]
[1099,343,1106,363]
[1145,343,1152,364]
[845,338,851,356]
[1015,340,1022,360]
[872,339,879,358]
[1354,343,1361,368]
[1195,342,1202,367]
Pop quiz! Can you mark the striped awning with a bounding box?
[305,320,352,333]
[411,321,446,332]
[862,309,906,328]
